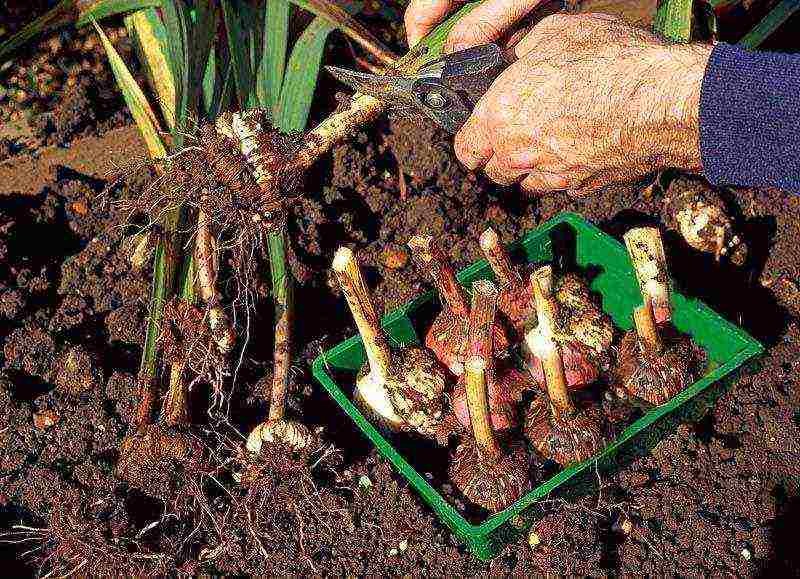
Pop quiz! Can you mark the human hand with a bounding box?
[404,0,549,52]
[453,13,713,194]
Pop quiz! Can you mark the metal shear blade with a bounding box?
[325,66,418,109]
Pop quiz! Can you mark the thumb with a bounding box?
[405,0,464,48]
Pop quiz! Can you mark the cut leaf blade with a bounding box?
[653,0,694,42]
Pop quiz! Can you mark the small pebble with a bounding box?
[399,539,408,552]
[358,475,373,491]
[389,548,398,556]
[528,531,541,549]
[741,548,751,560]
[33,409,59,430]
[382,246,408,270]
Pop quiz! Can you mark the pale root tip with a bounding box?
[531,265,554,294]
[332,246,354,272]
[479,228,499,250]
[407,235,433,251]
[645,279,668,299]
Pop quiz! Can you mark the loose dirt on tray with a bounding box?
[2,7,800,577]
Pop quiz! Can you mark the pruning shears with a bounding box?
[325,43,518,134]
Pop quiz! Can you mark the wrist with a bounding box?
[655,43,714,172]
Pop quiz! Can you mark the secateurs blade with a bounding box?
[326,43,518,134]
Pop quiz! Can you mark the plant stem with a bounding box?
[161,360,190,425]
[332,247,393,381]
[408,235,469,317]
[530,265,559,334]
[529,268,574,417]
[480,228,522,288]
[633,296,662,352]
[623,227,672,321]
[467,280,498,362]
[136,209,181,427]
[464,357,500,459]
[267,230,292,421]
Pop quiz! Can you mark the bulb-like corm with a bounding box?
[524,267,613,389]
[246,419,315,454]
[522,275,609,465]
[449,357,531,512]
[665,175,747,266]
[408,235,510,376]
[448,280,534,431]
[333,247,448,439]
[615,298,698,405]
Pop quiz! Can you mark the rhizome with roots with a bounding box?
[112,108,316,493]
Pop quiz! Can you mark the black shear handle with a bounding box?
[413,43,517,134]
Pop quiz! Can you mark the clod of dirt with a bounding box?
[0,286,25,319]
[3,322,58,381]
[32,408,59,429]
[54,346,101,398]
[105,371,139,423]
[116,425,205,501]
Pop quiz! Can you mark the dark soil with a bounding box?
[2,4,800,577]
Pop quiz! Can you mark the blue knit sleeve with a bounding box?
[700,42,800,193]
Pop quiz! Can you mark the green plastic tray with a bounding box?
[311,212,763,560]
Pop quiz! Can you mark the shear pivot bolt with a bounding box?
[425,91,447,109]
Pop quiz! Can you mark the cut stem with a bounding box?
[528,268,574,417]
[467,280,499,362]
[408,235,469,317]
[464,357,500,460]
[267,230,292,422]
[530,265,559,335]
[332,247,393,381]
[623,227,671,321]
[633,297,663,352]
[479,228,523,288]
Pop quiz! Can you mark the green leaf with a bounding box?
[76,0,163,27]
[94,19,167,160]
[653,0,694,42]
[257,0,290,114]
[160,0,191,141]
[396,2,481,73]
[0,0,160,63]
[739,0,800,48]
[275,17,336,132]
[191,0,217,110]
[221,0,257,109]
